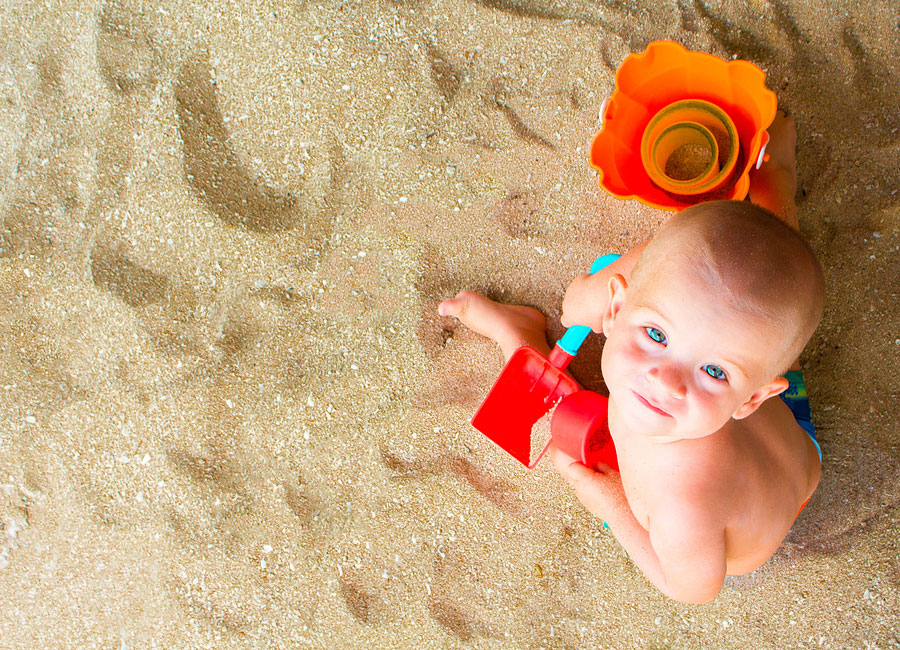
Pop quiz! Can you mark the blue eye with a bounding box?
[702,364,726,380]
[645,327,667,344]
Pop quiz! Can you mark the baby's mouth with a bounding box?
[632,390,673,418]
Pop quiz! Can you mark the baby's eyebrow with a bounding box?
[716,357,748,379]
[635,302,668,323]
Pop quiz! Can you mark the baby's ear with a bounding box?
[732,376,789,420]
[602,274,628,337]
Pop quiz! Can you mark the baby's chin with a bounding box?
[611,393,734,442]
[608,391,676,435]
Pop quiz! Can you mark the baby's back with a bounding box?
[719,396,821,572]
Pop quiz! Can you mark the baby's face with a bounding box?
[601,258,782,442]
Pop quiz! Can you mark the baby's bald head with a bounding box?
[630,200,825,377]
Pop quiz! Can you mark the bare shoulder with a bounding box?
[737,396,822,498]
[636,436,736,522]
[636,415,810,527]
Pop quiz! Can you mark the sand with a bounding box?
[1,1,898,648]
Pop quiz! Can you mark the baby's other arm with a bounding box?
[645,495,727,604]
[560,242,646,332]
[553,448,726,604]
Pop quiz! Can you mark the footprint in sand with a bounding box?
[379,448,525,517]
[491,189,543,239]
[488,79,555,150]
[688,0,777,64]
[427,547,494,641]
[90,247,169,308]
[426,42,463,104]
[338,576,383,625]
[841,25,900,145]
[427,596,482,641]
[174,52,301,233]
[96,3,162,94]
[469,0,601,25]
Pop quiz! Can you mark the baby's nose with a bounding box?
[648,364,687,399]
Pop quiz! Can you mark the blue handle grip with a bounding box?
[556,254,621,356]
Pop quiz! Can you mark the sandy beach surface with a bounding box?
[1,1,898,648]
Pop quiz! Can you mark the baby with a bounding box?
[438,115,825,603]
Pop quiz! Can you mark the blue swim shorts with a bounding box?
[780,370,822,461]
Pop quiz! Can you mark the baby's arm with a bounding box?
[560,242,647,332]
[748,112,798,229]
[644,494,728,603]
[554,451,727,603]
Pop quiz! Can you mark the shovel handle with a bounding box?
[556,254,621,357]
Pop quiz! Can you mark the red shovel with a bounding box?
[471,255,621,468]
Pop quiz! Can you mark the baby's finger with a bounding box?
[564,461,608,499]
[565,459,600,486]
[591,461,617,475]
[548,443,578,473]
[563,462,611,516]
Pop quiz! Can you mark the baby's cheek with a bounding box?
[601,337,633,385]
[618,337,648,366]
[599,341,616,382]
[695,392,732,428]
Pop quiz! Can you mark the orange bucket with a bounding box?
[591,41,777,211]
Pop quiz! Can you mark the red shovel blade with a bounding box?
[471,345,579,468]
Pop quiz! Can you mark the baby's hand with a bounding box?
[549,444,627,522]
[560,273,607,332]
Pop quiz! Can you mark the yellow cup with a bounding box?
[640,99,739,196]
